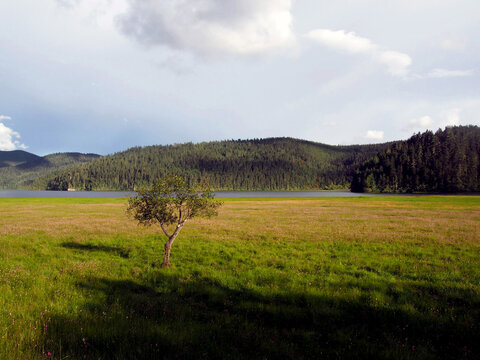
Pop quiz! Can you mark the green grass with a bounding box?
[0,196,479,359]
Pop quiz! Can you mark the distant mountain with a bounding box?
[0,150,43,168]
[351,126,480,193]
[10,128,479,193]
[0,151,100,189]
[39,138,391,191]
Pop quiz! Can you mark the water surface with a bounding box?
[0,190,405,198]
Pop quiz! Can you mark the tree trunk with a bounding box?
[161,238,175,268]
[160,222,184,268]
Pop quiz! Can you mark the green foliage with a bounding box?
[127,175,222,228]
[352,126,480,193]
[38,138,389,191]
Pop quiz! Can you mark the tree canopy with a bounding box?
[127,175,222,267]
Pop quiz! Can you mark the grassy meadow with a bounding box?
[0,196,479,359]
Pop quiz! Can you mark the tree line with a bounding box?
[38,138,388,191]
[351,126,480,193]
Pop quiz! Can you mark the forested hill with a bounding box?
[39,138,390,191]
[0,150,42,168]
[0,151,100,189]
[351,126,480,193]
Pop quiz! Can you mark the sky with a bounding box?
[0,0,478,155]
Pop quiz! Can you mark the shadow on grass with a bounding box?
[61,241,130,258]
[38,271,480,360]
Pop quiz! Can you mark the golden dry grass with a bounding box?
[1,197,478,245]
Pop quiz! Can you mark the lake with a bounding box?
[0,190,407,198]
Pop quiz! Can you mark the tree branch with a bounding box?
[171,221,185,239]
[152,214,172,237]
[160,223,172,238]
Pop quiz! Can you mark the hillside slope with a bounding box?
[0,151,100,189]
[351,126,480,193]
[39,138,390,191]
[0,150,43,168]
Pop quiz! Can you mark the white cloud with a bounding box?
[0,115,12,121]
[116,0,295,56]
[442,108,461,127]
[376,51,412,78]
[0,121,27,151]
[304,29,376,54]
[427,68,474,78]
[305,29,412,78]
[409,115,434,128]
[406,108,466,133]
[365,130,384,141]
[439,38,467,52]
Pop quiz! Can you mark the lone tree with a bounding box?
[127,175,222,268]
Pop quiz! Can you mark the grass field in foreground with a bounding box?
[0,196,479,359]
